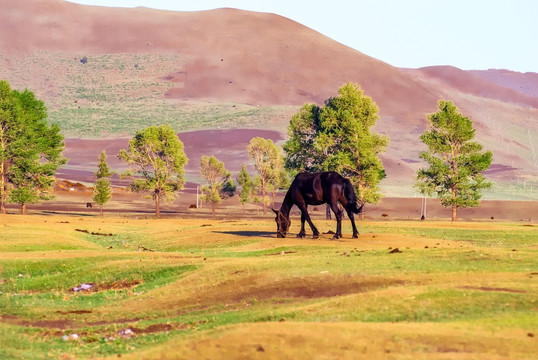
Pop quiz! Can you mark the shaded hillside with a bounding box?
[1,0,537,199]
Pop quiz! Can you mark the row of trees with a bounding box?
[88,125,288,217]
[283,83,492,221]
[1,79,492,221]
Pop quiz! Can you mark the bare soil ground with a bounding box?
[12,190,536,223]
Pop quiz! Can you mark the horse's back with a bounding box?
[289,172,346,204]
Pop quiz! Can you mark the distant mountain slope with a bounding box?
[406,66,538,108]
[470,69,538,98]
[1,0,537,199]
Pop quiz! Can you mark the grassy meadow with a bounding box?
[0,214,537,359]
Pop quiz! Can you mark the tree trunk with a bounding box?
[452,204,457,222]
[0,165,6,214]
[100,205,103,216]
[262,187,267,214]
[21,203,26,215]
[451,187,457,222]
[155,193,161,218]
[211,202,215,215]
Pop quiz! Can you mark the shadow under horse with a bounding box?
[273,171,364,239]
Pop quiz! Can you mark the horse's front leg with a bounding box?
[298,206,319,239]
[296,213,307,238]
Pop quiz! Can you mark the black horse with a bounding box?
[272,171,364,239]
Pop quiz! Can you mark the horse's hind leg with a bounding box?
[330,203,343,239]
[346,208,359,238]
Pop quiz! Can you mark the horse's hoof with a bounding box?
[296,233,305,238]
[277,233,285,238]
[332,235,340,240]
[352,234,358,239]
[312,234,319,239]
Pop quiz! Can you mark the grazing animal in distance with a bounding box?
[272,171,364,239]
[86,202,93,208]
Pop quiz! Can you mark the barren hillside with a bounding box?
[1,0,537,199]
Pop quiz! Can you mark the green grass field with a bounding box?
[0,215,536,359]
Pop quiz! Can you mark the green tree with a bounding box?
[268,168,289,209]
[200,155,235,215]
[416,100,493,222]
[236,163,252,211]
[0,81,66,214]
[248,137,283,214]
[283,103,322,175]
[118,124,188,218]
[92,150,113,216]
[0,81,20,213]
[317,82,388,204]
[283,82,388,207]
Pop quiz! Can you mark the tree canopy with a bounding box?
[118,124,188,218]
[283,82,388,204]
[93,150,113,216]
[200,155,236,215]
[0,80,66,214]
[248,137,285,214]
[416,100,493,221]
[236,163,252,210]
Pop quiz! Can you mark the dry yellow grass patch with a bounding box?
[114,321,536,360]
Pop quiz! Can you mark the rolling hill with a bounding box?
[1,0,537,199]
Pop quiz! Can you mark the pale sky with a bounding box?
[67,0,537,73]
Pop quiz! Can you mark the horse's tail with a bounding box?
[343,178,364,214]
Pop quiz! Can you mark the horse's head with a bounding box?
[272,209,290,238]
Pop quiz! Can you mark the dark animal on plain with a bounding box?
[86,202,92,208]
[272,172,364,240]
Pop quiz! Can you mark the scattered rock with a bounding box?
[389,248,402,254]
[118,328,135,338]
[73,283,94,292]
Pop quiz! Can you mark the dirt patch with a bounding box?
[265,251,297,256]
[56,310,93,315]
[194,274,404,308]
[129,322,195,334]
[458,286,527,294]
[70,280,142,293]
[91,280,141,292]
[75,229,115,236]
[0,314,75,330]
